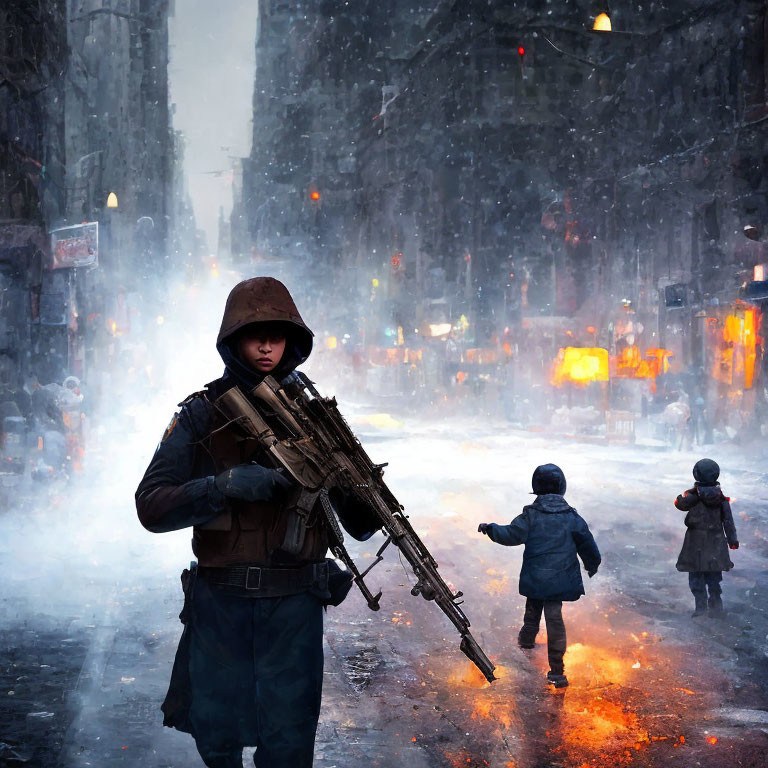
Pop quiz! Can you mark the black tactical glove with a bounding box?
[478,523,490,535]
[214,463,293,502]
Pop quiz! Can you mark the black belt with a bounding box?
[198,561,328,595]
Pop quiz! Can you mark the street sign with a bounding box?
[50,222,99,269]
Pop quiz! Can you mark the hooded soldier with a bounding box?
[675,458,739,618]
[136,277,378,768]
[478,463,601,689]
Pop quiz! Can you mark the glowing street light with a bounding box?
[593,12,612,32]
[106,192,118,208]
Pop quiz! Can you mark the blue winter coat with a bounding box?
[486,494,601,602]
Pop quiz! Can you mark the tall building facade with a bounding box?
[235,1,768,420]
[1,0,175,392]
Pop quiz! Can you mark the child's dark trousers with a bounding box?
[518,598,567,674]
[689,571,723,612]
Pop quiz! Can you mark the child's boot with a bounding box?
[546,670,569,688]
[691,593,707,617]
[708,593,725,618]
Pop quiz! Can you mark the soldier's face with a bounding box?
[238,328,287,373]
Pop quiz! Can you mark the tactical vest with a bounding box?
[190,392,329,568]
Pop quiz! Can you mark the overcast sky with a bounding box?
[168,0,259,250]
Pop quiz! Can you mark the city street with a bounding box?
[3,3,768,767]
[1,412,767,768]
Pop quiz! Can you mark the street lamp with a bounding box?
[593,12,612,32]
[106,192,118,208]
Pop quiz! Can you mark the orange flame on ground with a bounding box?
[483,576,509,596]
[448,661,492,689]
[470,697,513,730]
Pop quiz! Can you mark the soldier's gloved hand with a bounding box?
[587,568,598,578]
[214,463,293,502]
[478,523,490,535]
[729,542,739,550]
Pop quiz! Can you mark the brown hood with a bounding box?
[216,277,314,385]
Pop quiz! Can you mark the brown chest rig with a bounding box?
[191,391,329,567]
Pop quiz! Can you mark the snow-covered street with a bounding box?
[2,412,766,767]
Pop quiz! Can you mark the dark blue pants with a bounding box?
[185,578,324,768]
[519,598,567,675]
[688,571,722,598]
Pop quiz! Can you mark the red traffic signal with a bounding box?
[309,190,320,201]
[518,45,525,56]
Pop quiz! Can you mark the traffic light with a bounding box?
[517,43,533,84]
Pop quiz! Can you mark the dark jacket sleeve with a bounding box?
[674,489,698,510]
[486,512,529,547]
[332,488,380,542]
[572,514,601,573]
[721,498,738,546]
[135,400,226,533]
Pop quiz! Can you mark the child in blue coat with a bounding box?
[479,463,601,688]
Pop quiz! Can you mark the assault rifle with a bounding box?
[214,372,496,683]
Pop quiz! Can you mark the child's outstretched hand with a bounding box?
[478,523,490,535]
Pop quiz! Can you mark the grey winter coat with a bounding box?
[675,484,738,573]
[486,494,601,602]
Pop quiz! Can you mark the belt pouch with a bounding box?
[178,561,197,624]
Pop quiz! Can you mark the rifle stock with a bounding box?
[216,374,496,683]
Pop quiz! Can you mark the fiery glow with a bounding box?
[368,347,423,365]
[550,347,609,386]
[593,12,612,31]
[471,697,512,729]
[712,307,761,389]
[465,348,499,364]
[555,642,652,760]
[550,345,672,388]
[614,346,672,386]
[483,575,509,596]
[447,661,492,689]
[707,735,718,745]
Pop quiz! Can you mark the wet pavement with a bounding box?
[1,418,767,767]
